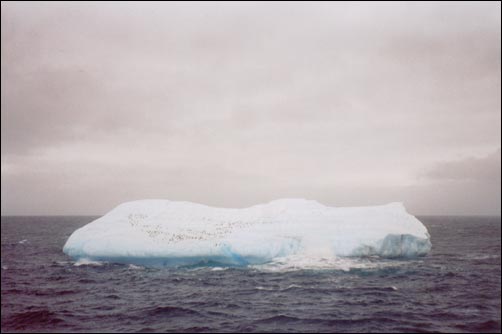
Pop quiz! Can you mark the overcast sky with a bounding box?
[1,2,501,215]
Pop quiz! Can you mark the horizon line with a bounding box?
[1,214,501,218]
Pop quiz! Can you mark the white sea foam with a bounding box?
[127,264,144,270]
[73,258,104,267]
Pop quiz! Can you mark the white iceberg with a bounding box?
[63,199,431,267]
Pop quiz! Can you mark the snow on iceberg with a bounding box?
[63,199,431,267]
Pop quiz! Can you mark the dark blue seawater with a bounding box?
[1,216,501,333]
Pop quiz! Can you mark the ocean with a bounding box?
[1,216,501,333]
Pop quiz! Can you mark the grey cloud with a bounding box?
[422,149,501,181]
[1,2,501,215]
[407,149,502,215]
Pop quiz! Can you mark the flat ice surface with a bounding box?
[63,199,431,267]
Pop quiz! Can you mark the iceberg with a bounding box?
[63,199,431,267]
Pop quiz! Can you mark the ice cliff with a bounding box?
[63,199,431,267]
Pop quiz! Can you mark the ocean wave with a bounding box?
[3,310,66,329]
[147,306,203,317]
